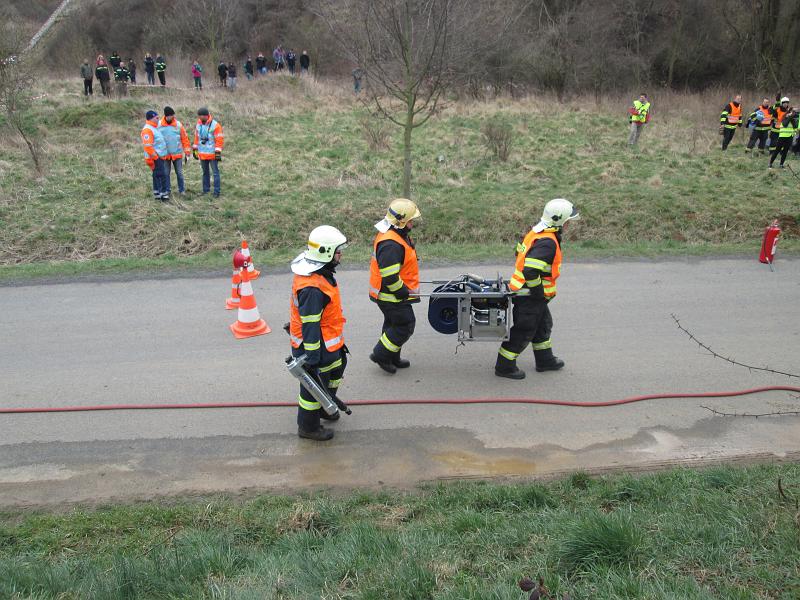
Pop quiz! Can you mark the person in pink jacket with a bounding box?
[191,60,203,89]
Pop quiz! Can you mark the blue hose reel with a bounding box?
[427,274,511,342]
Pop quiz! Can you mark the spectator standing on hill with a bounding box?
[217,61,228,87]
[286,49,297,75]
[192,107,224,197]
[114,61,130,97]
[109,51,121,70]
[141,109,169,201]
[128,58,137,84]
[769,107,798,169]
[627,93,650,146]
[244,56,254,80]
[719,94,743,151]
[95,55,111,96]
[352,67,363,93]
[159,106,191,197]
[256,52,267,75]
[144,53,155,85]
[769,96,790,150]
[273,46,285,71]
[80,59,93,96]
[300,50,310,75]
[745,98,772,155]
[155,54,167,86]
[191,60,203,89]
[227,63,237,89]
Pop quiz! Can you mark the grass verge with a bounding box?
[2,78,799,277]
[2,239,799,284]
[1,464,799,598]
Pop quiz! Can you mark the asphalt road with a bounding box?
[1,257,799,506]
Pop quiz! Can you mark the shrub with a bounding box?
[481,115,514,161]
[358,114,390,151]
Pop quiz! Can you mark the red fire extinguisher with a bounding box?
[759,219,781,266]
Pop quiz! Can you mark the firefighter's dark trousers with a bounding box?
[496,297,556,371]
[770,137,792,167]
[746,129,769,152]
[721,127,737,150]
[372,301,416,362]
[292,346,347,433]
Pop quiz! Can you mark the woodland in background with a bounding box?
[4,0,800,95]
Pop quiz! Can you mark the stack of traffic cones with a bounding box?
[241,240,260,279]
[230,268,271,339]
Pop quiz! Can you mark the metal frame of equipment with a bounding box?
[423,273,513,342]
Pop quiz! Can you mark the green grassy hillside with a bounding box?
[1,77,798,277]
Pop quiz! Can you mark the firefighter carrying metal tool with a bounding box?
[368,199,421,374]
[289,226,349,441]
[495,199,579,380]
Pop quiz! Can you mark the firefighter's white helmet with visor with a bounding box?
[533,198,580,232]
[291,225,348,275]
[375,198,421,233]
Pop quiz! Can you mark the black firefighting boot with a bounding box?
[297,407,334,440]
[534,348,565,372]
[495,353,526,380]
[392,351,411,369]
[369,348,397,374]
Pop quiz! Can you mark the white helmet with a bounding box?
[291,225,347,275]
[533,198,580,232]
[781,96,790,103]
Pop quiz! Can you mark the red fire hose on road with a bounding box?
[2,386,799,414]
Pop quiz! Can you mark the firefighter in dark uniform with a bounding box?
[368,199,421,374]
[495,198,579,380]
[289,226,349,441]
[745,98,773,155]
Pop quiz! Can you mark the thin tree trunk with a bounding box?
[15,123,41,175]
[403,100,413,198]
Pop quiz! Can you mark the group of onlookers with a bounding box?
[82,52,166,97]
[82,48,311,97]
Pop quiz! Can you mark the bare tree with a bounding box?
[316,0,498,198]
[0,24,43,175]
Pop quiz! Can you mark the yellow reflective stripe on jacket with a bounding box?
[319,358,343,373]
[380,333,400,352]
[298,396,321,411]
[324,335,342,350]
[386,279,404,292]
[498,347,519,360]
[379,263,401,277]
[524,258,549,270]
[300,311,322,323]
[328,378,342,389]
[526,277,541,288]
[303,340,321,351]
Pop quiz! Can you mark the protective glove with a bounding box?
[192,148,199,160]
[215,149,222,162]
[394,285,410,300]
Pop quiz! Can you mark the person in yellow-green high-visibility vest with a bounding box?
[496,199,579,380]
[628,93,650,146]
[769,106,798,169]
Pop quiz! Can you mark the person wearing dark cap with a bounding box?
[159,106,191,196]
[192,107,224,197]
[141,110,169,201]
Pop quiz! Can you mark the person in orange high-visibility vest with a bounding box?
[289,226,349,441]
[496,199,579,380]
[720,94,743,150]
[368,199,421,374]
[192,107,224,197]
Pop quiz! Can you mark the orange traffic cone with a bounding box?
[230,268,270,338]
[241,239,260,279]
[225,268,241,310]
